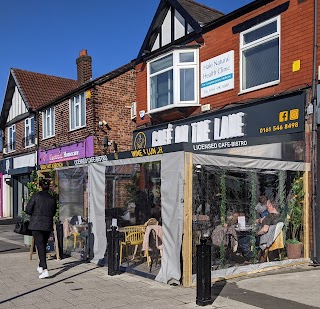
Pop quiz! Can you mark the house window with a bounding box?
[8,124,16,152]
[25,117,35,147]
[240,16,280,92]
[70,93,86,130]
[148,49,198,112]
[43,107,55,139]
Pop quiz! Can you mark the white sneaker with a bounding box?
[39,270,49,279]
[37,266,43,274]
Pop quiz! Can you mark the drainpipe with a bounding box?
[311,0,319,263]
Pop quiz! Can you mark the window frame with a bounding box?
[69,93,86,131]
[239,16,281,93]
[7,124,16,153]
[42,107,55,139]
[25,116,35,148]
[147,48,199,114]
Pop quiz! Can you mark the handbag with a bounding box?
[14,218,32,236]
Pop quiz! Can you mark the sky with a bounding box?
[0,0,253,105]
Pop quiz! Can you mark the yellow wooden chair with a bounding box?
[260,222,284,262]
[266,229,284,262]
[119,225,145,265]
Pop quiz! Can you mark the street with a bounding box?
[1,221,320,309]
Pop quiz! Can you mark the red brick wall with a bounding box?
[91,69,136,154]
[136,0,318,126]
[39,69,136,155]
[3,117,37,156]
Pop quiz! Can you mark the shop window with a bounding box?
[240,16,280,92]
[148,49,199,113]
[42,107,55,139]
[192,165,303,273]
[105,162,161,229]
[70,93,86,130]
[24,116,35,147]
[7,124,16,152]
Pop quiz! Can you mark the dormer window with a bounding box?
[70,93,86,130]
[25,117,35,147]
[147,48,199,114]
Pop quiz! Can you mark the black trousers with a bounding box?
[32,230,51,269]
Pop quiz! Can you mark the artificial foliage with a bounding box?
[249,171,258,261]
[278,170,287,216]
[219,170,227,264]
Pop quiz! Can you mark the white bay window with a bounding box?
[148,49,199,113]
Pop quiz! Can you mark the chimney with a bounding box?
[76,49,92,84]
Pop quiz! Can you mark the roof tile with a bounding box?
[12,68,80,110]
[177,0,224,25]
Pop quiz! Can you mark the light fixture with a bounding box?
[103,136,109,148]
[98,120,111,130]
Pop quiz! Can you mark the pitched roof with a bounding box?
[12,68,80,110]
[177,0,224,26]
[137,0,224,61]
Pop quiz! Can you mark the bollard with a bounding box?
[196,237,213,306]
[55,222,64,259]
[107,226,121,275]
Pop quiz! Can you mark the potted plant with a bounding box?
[286,174,304,259]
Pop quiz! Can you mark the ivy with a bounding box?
[26,169,60,222]
[219,170,227,264]
[250,171,258,262]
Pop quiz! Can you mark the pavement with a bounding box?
[1,219,320,308]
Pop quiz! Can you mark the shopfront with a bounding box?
[4,154,36,218]
[38,137,94,257]
[55,91,309,286]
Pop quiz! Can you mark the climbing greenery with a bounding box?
[27,169,60,222]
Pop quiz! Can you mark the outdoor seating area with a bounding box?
[119,218,163,272]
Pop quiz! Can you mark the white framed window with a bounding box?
[42,107,55,139]
[147,48,199,113]
[25,117,35,147]
[240,16,280,93]
[8,124,16,152]
[70,93,86,130]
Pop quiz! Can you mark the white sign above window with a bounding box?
[201,50,234,98]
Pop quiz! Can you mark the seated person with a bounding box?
[211,212,239,256]
[256,195,268,220]
[239,198,280,260]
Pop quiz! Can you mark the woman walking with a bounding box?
[25,179,57,279]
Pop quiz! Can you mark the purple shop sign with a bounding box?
[38,136,94,164]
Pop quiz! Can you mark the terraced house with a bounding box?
[0,50,136,219]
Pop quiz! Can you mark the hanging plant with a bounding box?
[219,170,227,264]
[249,171,258,261]
[278,170,287,216]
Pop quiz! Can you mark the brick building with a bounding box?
[128,0,319,285]
[0,50,136,219]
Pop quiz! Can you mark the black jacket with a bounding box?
[25,191,57,231]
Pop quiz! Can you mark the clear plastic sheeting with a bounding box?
[85,152,184,284]
[58,167,88,257]
[192,153,309,280]
[192,258,309,283]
